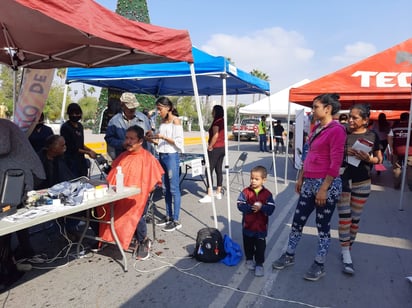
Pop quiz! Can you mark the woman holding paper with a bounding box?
[272,93,346,281]
[337,104,382,275]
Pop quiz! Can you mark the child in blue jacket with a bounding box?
[237,165,275,277]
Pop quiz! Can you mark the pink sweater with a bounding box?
[303,121,346,178]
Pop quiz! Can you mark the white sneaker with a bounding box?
[215,192,222,200]
[199,195,212,203]
[245,260,255,270]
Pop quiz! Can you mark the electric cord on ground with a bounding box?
[132,250,330,308]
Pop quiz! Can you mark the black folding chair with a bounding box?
[229,152,248,189]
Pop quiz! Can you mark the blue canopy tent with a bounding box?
[66,47,270,96]
[66,46,271,237]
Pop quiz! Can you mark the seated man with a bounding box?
[35,135,75,189]
[0,119,45,290]
[97,125,164,255]
[388,112,412,190]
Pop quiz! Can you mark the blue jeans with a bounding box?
[259,134,267,152]
[158,152,181,221]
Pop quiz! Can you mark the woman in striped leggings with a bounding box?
[338,104,382,275]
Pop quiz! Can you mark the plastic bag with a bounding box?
[220,234,243,266]
[48,180,93,206]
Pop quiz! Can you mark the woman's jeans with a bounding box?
[159,152,181,222]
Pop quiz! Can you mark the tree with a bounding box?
[77,96,98,129]
[43,84,70,121]
[116,0,150,23]
[250,69,270,102]
[0,66,16,117]
[87,86,96,97]
[175,96,198,131]
[94,0,152,133]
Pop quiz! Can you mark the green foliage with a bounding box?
[94,0,151,133]
[0,66,20,117]
[43,84,70,122]
[78,96,98,129]
[94,88,108,133]
[136,94,156,112]
[226,106,236,126]
[116,0,150,23]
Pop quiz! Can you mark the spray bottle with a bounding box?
[116,166,124,193]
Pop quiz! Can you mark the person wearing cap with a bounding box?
[105,92,152,160]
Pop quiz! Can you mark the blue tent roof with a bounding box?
[66,47,270,96]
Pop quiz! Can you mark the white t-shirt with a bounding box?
[157,119,184,153]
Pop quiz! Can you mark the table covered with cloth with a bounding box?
[97,149,163,250]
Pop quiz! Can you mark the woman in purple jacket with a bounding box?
[272,93,346,281]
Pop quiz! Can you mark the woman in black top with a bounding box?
[60,103,96,177]
[337,104,382,275]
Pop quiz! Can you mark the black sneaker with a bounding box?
[162,221,182,232]
[136,238,151,261]
[304,262,325,281]
[156,216,171,226]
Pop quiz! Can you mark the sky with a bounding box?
[93,0,411,103]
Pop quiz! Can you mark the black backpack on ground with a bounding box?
[192,227,226,263]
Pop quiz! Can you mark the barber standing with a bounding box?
[105,92,152,160]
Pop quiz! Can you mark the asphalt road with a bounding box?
[1,137,411,308]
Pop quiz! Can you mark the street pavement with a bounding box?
[1,132,411,308]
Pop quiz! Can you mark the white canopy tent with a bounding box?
[239,79,311,182]
[239,79,311,116]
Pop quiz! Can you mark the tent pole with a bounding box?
[12,69,17,122]
[398,85,412,210]
[189,64,218,228]
[284,100,292,185]
[222,75,233,237]
[61,83,69,124]
[267,94,278,195]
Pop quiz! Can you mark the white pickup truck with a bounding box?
[231,118,259,141]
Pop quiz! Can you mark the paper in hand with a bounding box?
[347,138,374,167]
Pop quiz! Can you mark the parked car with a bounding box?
[231,118,259,141]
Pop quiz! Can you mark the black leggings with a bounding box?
[205,147,225,188]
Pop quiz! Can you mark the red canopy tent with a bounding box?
[289,38,412,210]
[0,0,193,69]
[289,38,412,110]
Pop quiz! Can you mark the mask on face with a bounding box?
[69,115,81,122]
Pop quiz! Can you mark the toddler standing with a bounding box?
[237,166,275,277]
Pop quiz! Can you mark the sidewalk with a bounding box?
[1,140,411,307]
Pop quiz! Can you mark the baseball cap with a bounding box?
[120,92,139,109]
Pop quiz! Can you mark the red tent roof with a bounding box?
[0,0,193,69]
[289,38,412,110]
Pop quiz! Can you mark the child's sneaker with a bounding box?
[255,265,264,277]
[245,260,255,270]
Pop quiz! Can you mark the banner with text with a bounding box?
[14,68,55,135]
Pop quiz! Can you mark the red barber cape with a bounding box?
[98,148,163,250]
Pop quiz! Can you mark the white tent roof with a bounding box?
[239,79,311,116]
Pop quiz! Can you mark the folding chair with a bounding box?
[229,152,248,189]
